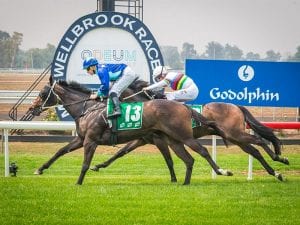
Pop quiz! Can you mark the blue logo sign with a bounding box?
[186,59,300,107]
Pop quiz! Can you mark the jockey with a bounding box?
[83,57,138,118]
[143,66,199,102]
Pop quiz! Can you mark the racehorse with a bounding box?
[30,77,232,185]
[91,79,289,181]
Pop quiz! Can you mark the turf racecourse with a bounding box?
[0,143,299,225]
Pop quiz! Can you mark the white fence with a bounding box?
[0,90,39,104]
[0,69,45,74]
[0,121,76,177]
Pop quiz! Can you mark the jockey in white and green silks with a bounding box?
[143,66,199,102]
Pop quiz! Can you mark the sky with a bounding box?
[1,0,300,58]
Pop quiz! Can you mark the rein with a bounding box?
[123,90,154,100]
[63,98,91,107]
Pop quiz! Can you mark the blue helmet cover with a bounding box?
[83,57,98,69]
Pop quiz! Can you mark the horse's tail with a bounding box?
[190,108,229,147]
[238,105,282,155]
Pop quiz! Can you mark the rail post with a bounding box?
[4,129,9,177]
[211,135,217,179]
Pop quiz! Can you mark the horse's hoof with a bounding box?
[90,166,99,172]
[171,178,177,183]
[275,172,285,181]
[226,170,234,176]
[218,168,233,176]
[283,157,289,165]
[34,169,42,175]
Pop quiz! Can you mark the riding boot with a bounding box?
[108,92,121,118]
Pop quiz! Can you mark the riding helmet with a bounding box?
[83,57,98,69]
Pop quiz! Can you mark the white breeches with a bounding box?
[109,66,138,97]
[165,83,199,102]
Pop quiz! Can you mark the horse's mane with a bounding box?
[128,78,149,92]
[57,80,92,94]
[57,79,148,94]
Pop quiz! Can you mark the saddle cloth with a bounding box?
[107,100,144,130]
[190,105,203,128]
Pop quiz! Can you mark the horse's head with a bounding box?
[29,83,59,116]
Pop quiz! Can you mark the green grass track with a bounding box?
[0,143,299,225]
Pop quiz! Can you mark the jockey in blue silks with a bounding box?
[83,57,138,118]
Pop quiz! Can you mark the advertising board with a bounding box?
[51,12,164,120]
[186,59,300,107]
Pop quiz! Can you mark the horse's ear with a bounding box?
[49,75,53,85]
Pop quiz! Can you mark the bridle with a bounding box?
[39,80,59,110]
[34,80,91,115]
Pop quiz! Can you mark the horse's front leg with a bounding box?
[91,139,147,171]
[194,139,233,176]
[77,140,98,185]
[34,136,83,175]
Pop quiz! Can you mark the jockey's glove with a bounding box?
[90,93,98,100]
[142,86,151,91]
[97,91,107,98]
[99,84,105,91]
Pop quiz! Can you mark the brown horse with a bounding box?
[30,78,232,185]
[92,79,289,181]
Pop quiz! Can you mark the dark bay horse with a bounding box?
[92,79,289,181]
[30,78,232,185]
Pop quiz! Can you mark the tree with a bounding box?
[14,43,56,69]
[0,31,10,40]
[287,46,300,62]
[264,50,281,61]
[293,46,300,61]
[245,52,261,61]
[0,31,11,68]
[0,30,56,69]
[9,32,23,68]
[180,42,198,61]
[25,44,56,68]
[14,49,26,68]
[160,45,183,69]
[224,44,243,60]
[0,31,23,68]
[205,41,225,59]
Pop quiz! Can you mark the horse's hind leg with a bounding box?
[168,140,194,185]
[34,136,83,175]
[153,135,177,182]
[91,139,147,171]
[256,141,289,165]
[239,143,284,181]
[234,132,289,165]
[193,140,233,176]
